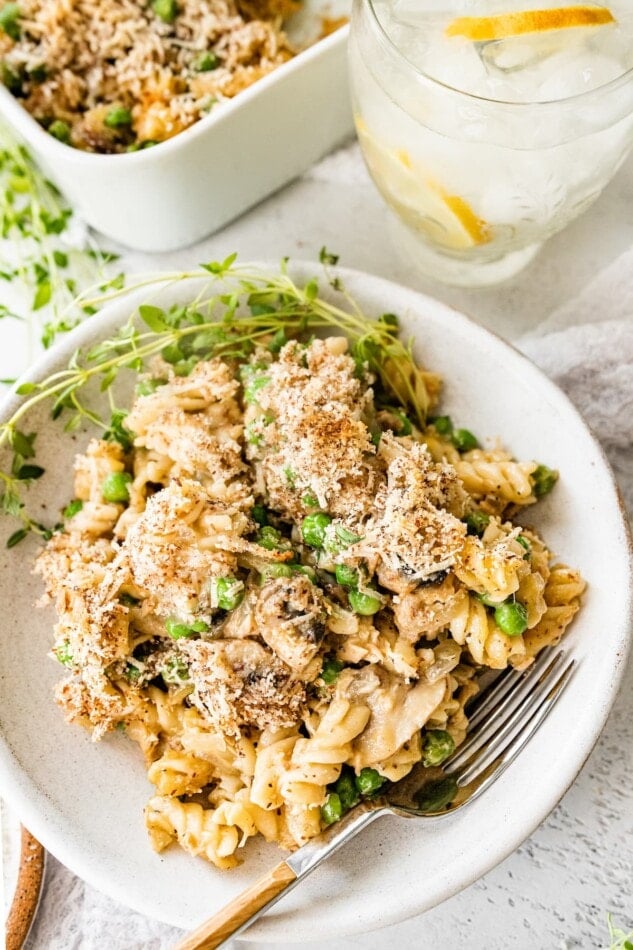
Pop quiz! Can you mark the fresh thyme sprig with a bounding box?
[606,914,633,950]
[0,251,433,544]
[0,119,120,358]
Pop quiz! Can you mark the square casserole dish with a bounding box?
[0,3,352,252]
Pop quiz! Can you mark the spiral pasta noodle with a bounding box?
[36,329,585,868]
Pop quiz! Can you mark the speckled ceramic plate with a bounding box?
[0,264,630,941]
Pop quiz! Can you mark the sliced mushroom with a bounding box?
[254,575,326,673]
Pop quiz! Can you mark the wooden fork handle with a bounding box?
[174,860,297,950]
[6,827,46,950]
[175,804,388,950]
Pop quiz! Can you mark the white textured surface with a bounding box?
[2,139,632,950]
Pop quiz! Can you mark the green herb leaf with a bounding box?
[16,463,45,480]
[6,527,28,548]
[63,499,83,519]
[9,429,36,458]
[139,304,170,332]
[319,247,339,266]
[33,280,52,311]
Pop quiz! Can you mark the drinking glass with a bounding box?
[349,1,633,286]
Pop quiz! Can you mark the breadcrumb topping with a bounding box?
[180,638,306,736]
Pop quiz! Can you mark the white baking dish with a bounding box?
[0,4,352,252]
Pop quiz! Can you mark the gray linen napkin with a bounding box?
[519,253,633,521]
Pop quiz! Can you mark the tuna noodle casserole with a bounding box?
[36,308,585,868]
[0,0,298,152]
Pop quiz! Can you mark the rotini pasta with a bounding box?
[36,325,584,869]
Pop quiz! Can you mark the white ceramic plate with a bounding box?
[0,264,630,941]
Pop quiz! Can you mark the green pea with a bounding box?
[451,428,479,452]
[355,767,386,797]
[335,564,358,589]
[321,792,343,826]
[63,499,83,519]
[189,620,210,632]
[48,120,71,144]
[259,563,294,582]
[302,492,318,508]
[125,663,141,682]
[431,415,453,436]
[152,0,178,22]
[256,525,290,551]
[321,657,344,685]
[251,504,268,526]
[0,2,20,39]
[494,601,528,636]
[165,624,194,640]
[104,106,132,128]
[194,51,219,71]
[101,471,132,503]
[214,577,244,611]
[349,588,381,616]
[415,775,458,813]
[165,618,208,639]
[301,512,332,548]
[532,464,558,498]
[422,729,456,767]
[464,510,490,536]
[334,770,360,812]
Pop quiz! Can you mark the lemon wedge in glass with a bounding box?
[355,118,490,250]
[445,5,615,42]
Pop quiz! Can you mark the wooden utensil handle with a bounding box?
[6,827,46,950]
[174,860,297,950]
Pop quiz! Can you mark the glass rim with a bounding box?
[364,0,633,108]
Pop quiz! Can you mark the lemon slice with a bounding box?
[445,5,615,42]
[355,118,490,250]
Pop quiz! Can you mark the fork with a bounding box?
[175,646,575,950]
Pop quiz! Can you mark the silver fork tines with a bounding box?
[446,649,576,790]
[465,645,556,733]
